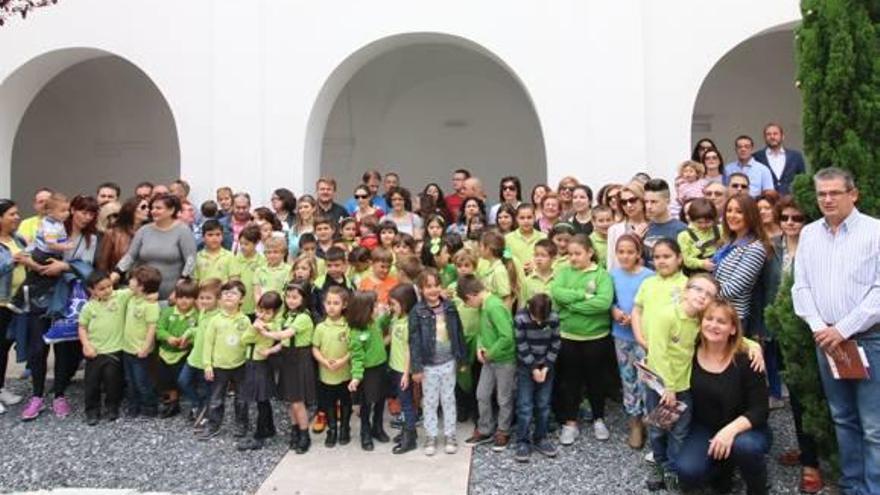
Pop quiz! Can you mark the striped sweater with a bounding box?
[514,309,561,369]
[713,239,767,321]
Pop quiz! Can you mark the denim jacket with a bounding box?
[408,299,467,373]
[0,234,27,302]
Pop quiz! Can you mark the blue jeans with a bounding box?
[389,369,417,430]
[645,388,692,473]
[178,363,210,410]
[515,365,554,445]
[122,353,158,413]
[676,423,770,492]
[815,330,880,495]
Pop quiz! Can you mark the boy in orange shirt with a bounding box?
[357,247,398,305]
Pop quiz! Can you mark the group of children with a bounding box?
[73,195,754,481]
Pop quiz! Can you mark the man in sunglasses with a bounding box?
[728,173,751,197]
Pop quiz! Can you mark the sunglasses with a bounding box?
[780,214,805,223]
[730,183,748,189]
[561,186,575,192]
[355,194,369,199]
[704,191,725,197]
[139,204,149,210]
[502,185,517,192]
[620,197,640,206]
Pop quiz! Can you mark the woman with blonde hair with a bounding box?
[606,182,647,270]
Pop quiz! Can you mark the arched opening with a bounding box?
[691,24,801,155]
[306,34,546,198]
[7,53,179,212]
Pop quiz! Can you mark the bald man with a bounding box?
[462,177,486,201]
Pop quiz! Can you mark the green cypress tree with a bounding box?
[766,0,880,474]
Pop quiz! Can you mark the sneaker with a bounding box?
[0,387,23,405]
[559,424,579,446]
[593,418,609,441]
[534,439,558,458]
[646,466,666,491]
[311,411,327,433]
[514,443,530,463]
[464,430,494,447]
[444,436,458,454]
[644,450,655,464]
[491,431,510,452]
[20,396,44,421]
[52,396,72,418]
[424,436,437,456]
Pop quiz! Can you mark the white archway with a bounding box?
[1,48,180,210]
[304,33,546,196]
[691,22,801,155]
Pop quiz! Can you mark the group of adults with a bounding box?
[0,120,877,495]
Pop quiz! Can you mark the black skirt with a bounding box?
[356,364,387,404]
[276,346,316,403]
[240,360,275,402]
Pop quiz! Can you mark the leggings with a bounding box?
[27,312,81,398]
[555,335,615,422]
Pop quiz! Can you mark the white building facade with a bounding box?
[0,0,802,209]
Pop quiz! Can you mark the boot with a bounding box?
[627,417,645,449]
[233,400,249,438]
[295,427,311,454]
[393,432,402,444]
[371,402,390,443]
[392,427,418,454]
[325,406,338,448]
[288,426,301,450]
[360,406,374,451]
[338,404,352,445]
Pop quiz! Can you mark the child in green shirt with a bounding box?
[590,205,614,268]
[548,234,614,445]
[521,239,556,308]
[236,292,284,450]
[155,279,199,419]
[312,286,353,448]
[676,198,721,274]
[178,278,221,425]
[229,224,265,317]
[122,265,162,418]
[387,283,419,454]
[457,274,516,452]
[448,249,481,420]
[478,231,518,310]
[254,236,292,306]
[198,280,252,440]
[78,270,130,424]
[346,291,391,451]
[194,220,235,283]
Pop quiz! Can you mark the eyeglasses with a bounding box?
[780,214,805,223]
[817,190,850,200]
[620,197,640,206]
[221,289,242,297]
[686,284,716,298]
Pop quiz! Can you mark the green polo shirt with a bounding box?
[230,252,266,315]
[202,310,251,371]
[505,229,547,268]
[312,317,352,385]
[122,293,161,355]
[78,289,133,354]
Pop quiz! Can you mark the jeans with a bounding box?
[676,423,770,493]
[389,369,416,430]
[515,365,554,445]
[123,353,158,413]
[764,339,783,399]
[646,388,693,473]
[476,361,516,435]
[815,330,880,495]
[207,366,247,429]
[178,363,210,410]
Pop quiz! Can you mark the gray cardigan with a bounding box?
[116,222,196,300]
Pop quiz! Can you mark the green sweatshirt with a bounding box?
[283,311,315,348]
[549,264,613,341]
[350,315,390,379]
[202,310,251,371]
[241,318,279,361]
[184,308,219,369]
[156,307,199,365]
[478,294,515,364]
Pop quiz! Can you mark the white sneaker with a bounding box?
[445,436,458,454]
[644,450,655,464]
[559,424,579,446]
[0,401,6,415]
[424,436,437,456]
[593,419,610,441]
[0,388,23,405]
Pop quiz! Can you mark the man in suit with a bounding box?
[752,123,807,195]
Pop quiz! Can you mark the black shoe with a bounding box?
[361,428,374,451]
[105,409,119,422]
[234,422,249,438]
[339,425,351,445]
[289,427,301,450]
[236,437,264,451]
[392,428,418,455]
[393,432,402,444]
[159,402,180,419]
[372,424,390,443]
[295,428,311,454]
[197,426,221,441]
[86,415,100,426]
[325,428,338,448]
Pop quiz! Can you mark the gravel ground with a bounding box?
[0,377,291,495]
[469,402,830,495]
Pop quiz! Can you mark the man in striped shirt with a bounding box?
[792,167,880,495]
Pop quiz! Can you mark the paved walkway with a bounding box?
[256,421,473,495]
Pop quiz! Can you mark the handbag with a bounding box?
[43,279,89,344]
